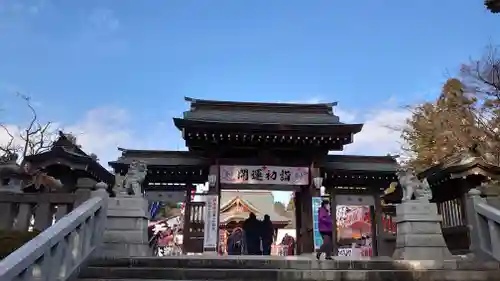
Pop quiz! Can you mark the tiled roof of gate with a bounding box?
[109,148,208,167]
[323,154,398,173]
[182,97,343,125]
[109,149,398,173]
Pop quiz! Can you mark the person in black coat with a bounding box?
[227,227,245,255]
[260,214,274,255]
[243,213,261,255]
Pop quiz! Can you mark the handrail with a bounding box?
[474,201,500,222]
[0,190,90,231]
[0,188,108,281]
[468,189,500,261]
[474,201,500,261]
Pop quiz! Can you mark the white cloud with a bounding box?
[335,107,357,123]
[0,105,185,170]
[64,107,133,165]
[87,8,120,32]
[341,106,410,156]
[269,99,409,205]
[0,0,46,16]
[65,7,128,57]
[0,107,131,165]
[285,96,409,156]
[0,0,47,31]
[263,97,410,204]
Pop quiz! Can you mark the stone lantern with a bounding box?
[0,154,27,193]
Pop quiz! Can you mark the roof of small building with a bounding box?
[23,131,114,184]
[418,149,500,183]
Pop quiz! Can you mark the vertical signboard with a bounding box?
[203,195,219,249]
[311,197,323,250]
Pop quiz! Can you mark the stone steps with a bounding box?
[79,268,500,281]
[78,256,500,281]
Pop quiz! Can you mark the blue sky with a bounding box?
[1,1,499,203]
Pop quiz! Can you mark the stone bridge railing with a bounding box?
[0,186,108,281]
[467,189,500,261]
[0,189,91,232]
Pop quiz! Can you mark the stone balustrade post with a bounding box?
[392,199,452,260]
[94,182,151,258]
[466,188,485,257]
[74,188,92,207]
[91,182,110,199]
[465,188,500,261]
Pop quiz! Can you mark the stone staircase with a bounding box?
[78,256,500,281]
[3,187,500,281]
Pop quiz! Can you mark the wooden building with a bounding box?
[109,97,399,255]
[218,190,291,253]
[23,131,114,193]
[418,150,500,254]
[219,190,291,230]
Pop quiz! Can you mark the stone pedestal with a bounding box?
[96,196,151,257]
[392,200,452,260]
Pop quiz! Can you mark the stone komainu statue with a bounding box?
[122,160,148,196]
[396,167,432,202]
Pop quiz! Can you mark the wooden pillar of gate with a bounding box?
[370,188,382,256]
[306,166,322,254]
[297,187,314,254]
[329,187,338,256]
[294,189,303,254]
[182,181,193,254]
[298,165,319,254]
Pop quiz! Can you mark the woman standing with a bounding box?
[316,200,333,260]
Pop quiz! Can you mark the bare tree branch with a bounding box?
[0,123,21,159]
[0,93,56,162]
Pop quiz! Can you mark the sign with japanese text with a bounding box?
[203,195,219,249]
[220,165,309,185]
[344,207,369,228]
[338,248,353,257]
